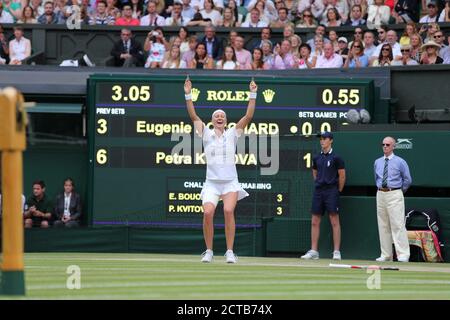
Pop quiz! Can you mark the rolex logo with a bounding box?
[262,89,275,103]
[191,88,200,102]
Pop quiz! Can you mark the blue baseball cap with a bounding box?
[317,131,333,139]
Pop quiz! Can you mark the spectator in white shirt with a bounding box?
[371,29,401,64]
[297,0,325,21]
[241,7,268,27]
[9,26,31,65]
[200,0,222,26]
[140,0,166,26]
[420,1,439,23]
[0,2,15,23]
[315,42,343,68]
[366,0,390,27]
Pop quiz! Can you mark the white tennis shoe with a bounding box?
[201,249,213,263]
[332,250,342,260]
[301,249,319,260]
[225,250,238,263]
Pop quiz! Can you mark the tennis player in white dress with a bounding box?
[184,77,258,263]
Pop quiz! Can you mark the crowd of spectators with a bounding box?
[1,0,450,66]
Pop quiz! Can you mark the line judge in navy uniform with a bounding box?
[301,132,346,260]
[374,136,412,262]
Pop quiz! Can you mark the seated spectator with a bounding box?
[366,0,390,27]
[246,27,272,51]
[321,0,349,25]
[311,35,325,57]
[420,1,439,23]
[344,39,369,68]
[176,26,190,55]
[297,43,315,69]
[162,44,187,68]
[2,0,23,21]
[324,7,341,27]
[233,35,252,69]
[441,33,450,64]
[432,30,447,58]
[271,39,297,70]
[144,27,166,68]
[336,36,349,62]
[371,43,393,66]
[371,30,401,64]
[247,0,276,24]
[297,0,325,22]
[421,22,440,44]
[186,11,212,27]
[189,42,214,69]
[328,30,339,51]
[348,0,367,17]
[30,0,45,18]
[363,31,377,58]
[344,4,365,26]
[420,41,443,64]
[393,0,419,23]
[307,25,330,51]
[283,25,295,40]
[165,2,190,26]
[251,47,265,70]
[200,0,222,26]
[1,2,14,23]
[181,35,197,66]
[391,44,419,65]
[53,178,82,228]
[409,33,422,63]
[0,24,9,65]
[399,21,417,45]
[115,4,140,25]
[296,9,317,28]
[241,7,268,27]
[181,0,196,21]
[216,45,240,69]
[200,25,223,60]
[226,0,244,24]
[219,7,238,27]
[140,0,166,26]
[17,6,38,23]
[38,1,65,24]
[106,0,121,19]
[261,39,275,67]
[89,0,115,25]
[110,28,144,67]
[438,0,450,22]
[377,25,388,44]
[8,27,31,65]
[270,7,294,28]
[24,180,53,229]
[315,42,343,68]
[130,0,143,19]
[227,29,238,47]
[349,27,363,48]
[290,34,302,59]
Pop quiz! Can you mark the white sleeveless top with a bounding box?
[202,126,239,181]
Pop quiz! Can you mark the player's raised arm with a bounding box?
[236,80,258,131]
[184,77,204,136]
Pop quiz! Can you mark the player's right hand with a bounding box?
[184,78,192,94]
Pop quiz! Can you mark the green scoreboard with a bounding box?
[87,75,375,227]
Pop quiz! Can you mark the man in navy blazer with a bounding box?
[199,25,223,60]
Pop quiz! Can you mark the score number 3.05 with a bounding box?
[111,85,151,102]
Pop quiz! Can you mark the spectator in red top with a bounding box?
[115,4,140,25]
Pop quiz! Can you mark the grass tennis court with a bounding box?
[2,253,450,299]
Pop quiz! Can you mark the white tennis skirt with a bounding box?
[200,179,249,206]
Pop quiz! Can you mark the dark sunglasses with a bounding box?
[382,47,390,51]
[401,49,410,52]
[354,31,362,34]
[378,31,385,34]
[353,45,361,48]
[434,35,443,38]
[382,143,391,146]
[303,14,312,17]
